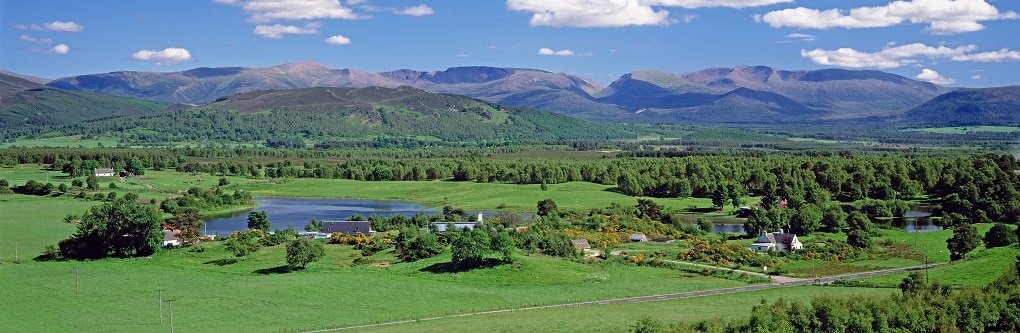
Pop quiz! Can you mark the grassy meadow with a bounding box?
[0,164,737,212]
[2,163,1018,332]
[352,285,897,333]
[0,195,749,332]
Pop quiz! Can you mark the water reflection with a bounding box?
[699,207,943,234]
[203,197,438,236]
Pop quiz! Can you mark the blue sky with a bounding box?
[1,0,1018,87]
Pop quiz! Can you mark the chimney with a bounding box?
[477,212,484,223]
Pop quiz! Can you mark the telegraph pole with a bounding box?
[157,289,165,325]
[168,299,175,333]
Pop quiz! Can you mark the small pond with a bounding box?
[203,197,438,236]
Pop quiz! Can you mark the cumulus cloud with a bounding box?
[757,0,1018,35]
[507,0,790,27]
[539,48,576,56]
[130,47,192,65]
[802,43,1020,69]
[217,0,362,22]
[49,44,70,55]
[254,22,320,38]
[950,48,1020,62]
[915,68,954,85]
[397,4,435,16]
[325,34,352,45]
[15,20,85,32]
[20,34,52,44]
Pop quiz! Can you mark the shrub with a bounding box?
[984,223,1017,248]
[286,238,324,269]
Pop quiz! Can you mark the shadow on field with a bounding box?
[254,265,296,274]
[204,258,240,266]
[685,207,718,213]
[420,259,503,273]
[602,187,626,195]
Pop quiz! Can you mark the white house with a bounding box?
[750,231,803,253]
[629,233,648,242]
[94,168,116,177]
[162,230,180,247]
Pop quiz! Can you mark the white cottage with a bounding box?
[750,231,803,253]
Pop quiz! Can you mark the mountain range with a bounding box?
[45,62,969,123]
[1,63,1016,127]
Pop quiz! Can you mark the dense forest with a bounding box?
[4,147,1018,229]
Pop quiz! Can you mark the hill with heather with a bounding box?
[42,86,635,144]
[901,86,1020,124]
[46,63,964,123]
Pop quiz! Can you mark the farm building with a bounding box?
[433,222,477,232]
[94,168,116,177]
[432,213,485,232]
[571,239,591,250]
[750,231,803,253]
[321,221,374,235]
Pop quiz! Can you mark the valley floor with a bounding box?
[1,166,1017,332]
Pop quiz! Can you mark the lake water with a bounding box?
[203,197,437,236]
[701,207,943,234]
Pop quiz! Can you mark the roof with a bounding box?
[321,221,374,235]
[571,239,591,250]
[94,168,115,173]
[629,233,647,240]
[753,232,798,246]
[163,230,178,242]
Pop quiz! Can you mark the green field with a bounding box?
[0,192,753,332]
[0,195,92,258]
[0,135,120,148]
[2,162,1017,332]
[0,164,734,212]
[246,178,732,211]
[352,285,896,333]
[901,126,1020,134]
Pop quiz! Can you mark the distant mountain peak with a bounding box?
[272,62,332,71]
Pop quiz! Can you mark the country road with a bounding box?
[301,263,938,333]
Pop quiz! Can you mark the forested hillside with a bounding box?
[19,86,635,144]
[902,86,1020,125]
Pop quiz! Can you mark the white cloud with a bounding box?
[49,44,70,55]
[950,48,1020,62]
[398,4,434,16]
[130,47,192,65]
[506,0,790,27]
[801,43,980,68]
[653,0,792,8]
[454,53,470,58]
[784,33,817,41]
[14,20,85,32]
[20,34,52,44]
[219,0,362,22]
[915,68,954,85]
[758,0,1018,35]
[678,14,697,23]
[254,22,320,38]
[539,48,576,56]
[325,34,352,45]
[970,74,984,80]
